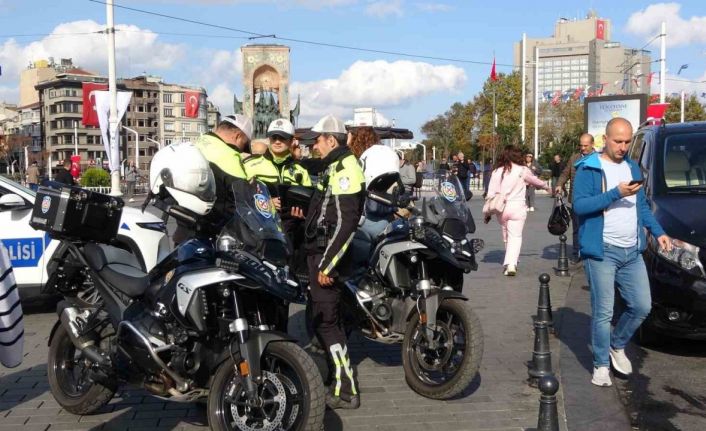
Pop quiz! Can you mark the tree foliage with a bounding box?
[664,94,706,123]
[80,167,110,187]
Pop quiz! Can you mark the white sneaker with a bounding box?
[503,265,517,276]
[591,366,612,387]
[609,348,633,375]
[128,198,135,202]
[528,207,535,212]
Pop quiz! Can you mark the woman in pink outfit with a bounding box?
[484,146,551,276]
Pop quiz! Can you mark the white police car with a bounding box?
[0,175,170,300]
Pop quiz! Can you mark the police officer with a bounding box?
[245,118,312,332]
[173,114,252,244]
[301,114,365,410]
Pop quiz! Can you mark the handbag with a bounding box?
[482,193,506,216]
[547,195,571,236]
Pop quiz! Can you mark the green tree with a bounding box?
[664,94,706,123]
[80,167,110,187]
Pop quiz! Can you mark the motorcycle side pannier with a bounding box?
[30,182,124,243]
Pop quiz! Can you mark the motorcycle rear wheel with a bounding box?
[208,341,325,431]
[402,299,483,399]
[47,325,116,415]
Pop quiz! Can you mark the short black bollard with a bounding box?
[554,234,570,277]
[536,273,554,332]
[528,320,553,379]
[537,374,560,431]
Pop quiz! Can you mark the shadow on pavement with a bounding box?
[480,249,504,264]
[554,306,593,374]
[0,363,47,412]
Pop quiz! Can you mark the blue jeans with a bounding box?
[584,243,651,368]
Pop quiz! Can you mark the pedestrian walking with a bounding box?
[524,153,542,211]
[125,161,139,202]
[550,154,566,191]
[399,152,417,189]
[484,146,551,276]
[482,158,492,198]
[554,133,596,262]
[26,161,40,191]
[573,117,671,387]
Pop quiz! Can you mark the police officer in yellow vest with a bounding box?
[301,114,365,410]
[245,118,312,308]
[173,114,252,244]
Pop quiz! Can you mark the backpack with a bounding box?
[547,195,571,236]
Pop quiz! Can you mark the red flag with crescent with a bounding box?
[185,90,200,118]
[82,82,108,126]
[596,19,605,40]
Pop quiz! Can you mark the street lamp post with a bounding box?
[145,136,162,150]
[121,125,140,170]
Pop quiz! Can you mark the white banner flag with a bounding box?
[94,90,132,172]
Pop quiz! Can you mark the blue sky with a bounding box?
[1,0,704,137]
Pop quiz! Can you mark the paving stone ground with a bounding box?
[1,191,574,430]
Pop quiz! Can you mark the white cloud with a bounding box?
[169,0,357,8]
[415,2,451,12]
[291,59,466,124]
[0,20,185,103]
[208,83,236,115]
[365,0,404,18]
[627,3,706,47]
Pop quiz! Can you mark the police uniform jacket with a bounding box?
[193,132,250,235]
[244,150,312,187]
[304,146,365,277]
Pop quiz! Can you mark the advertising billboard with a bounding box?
[584,95,647,151]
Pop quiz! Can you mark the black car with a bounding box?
[628,120,706,342]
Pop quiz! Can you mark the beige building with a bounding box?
[35,70,209,173]
[514,12,651,105]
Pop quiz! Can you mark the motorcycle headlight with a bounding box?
[217,234,239,252]
[652,235,705,277]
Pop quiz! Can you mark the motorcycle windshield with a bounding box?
[222,178,287,244]
[423,172,470,220]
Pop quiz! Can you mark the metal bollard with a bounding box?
[537,374,560,431]
[536,273,554,333]
[554,234,570,277]
[528,321,553,379]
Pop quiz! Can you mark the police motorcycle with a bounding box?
[34,143,325,431]
[305,146,484,400]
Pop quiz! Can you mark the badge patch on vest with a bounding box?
[338,176,350,191]
[440,181,458,202]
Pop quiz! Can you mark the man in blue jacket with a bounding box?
[573,117,672,387]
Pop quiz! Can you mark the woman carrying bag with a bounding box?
[483,146,552,276]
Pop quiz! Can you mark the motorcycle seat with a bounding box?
[84,243,149,297]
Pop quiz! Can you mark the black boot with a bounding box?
[326,392,360,410]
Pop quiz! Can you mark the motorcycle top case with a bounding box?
[30,182,124,243]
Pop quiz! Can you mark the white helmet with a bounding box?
[149,142,216,215]
[359,144,400,191]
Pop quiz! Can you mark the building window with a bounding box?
[178,93,185,103]
[163,93,172,103]
[165,122,175,132]
[180,108,185,117]
[182,122,191,132]
[164,138,173,146]
[49,90,56,98]
[164,108,173,117]
[138,120,145,127]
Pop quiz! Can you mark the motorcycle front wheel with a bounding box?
[208,341,326,431]
[402,299,483,400]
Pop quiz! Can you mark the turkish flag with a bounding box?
[490,57,497,82]
[82,83,108,126]
[596,20,605,40]
[70,155,81,179]
[185,91,200,118]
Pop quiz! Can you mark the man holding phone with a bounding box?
[573,117,671,387]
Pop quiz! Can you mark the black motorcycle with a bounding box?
[39,179,325,431]
[307,172,484,400]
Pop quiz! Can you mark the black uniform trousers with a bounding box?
[307,254,358,400]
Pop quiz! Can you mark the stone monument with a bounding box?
[234,44,300,140]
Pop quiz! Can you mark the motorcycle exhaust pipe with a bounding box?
[57,301,110,366]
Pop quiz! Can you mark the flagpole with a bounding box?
[492,51,497,162]
[107,0,121,196]
[521,33,526,144]
[534,46,539,159]
[681,90,685,123]
[660,21,666,104]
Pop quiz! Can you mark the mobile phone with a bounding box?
[628,179,644,186]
